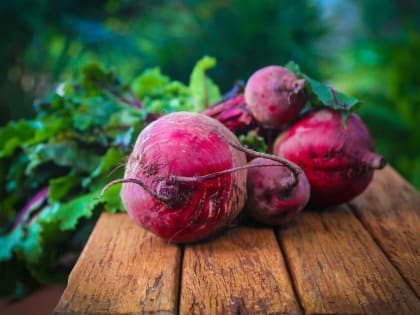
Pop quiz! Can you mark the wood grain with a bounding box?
[180,227,301,315]
[278,205,420,314]
[351,166,420,296]
[54,213,181,315]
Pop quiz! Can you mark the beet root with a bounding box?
[274,109,386,207]
[107,112,248,243]
[244,66,306,129]
[245,158,310,225]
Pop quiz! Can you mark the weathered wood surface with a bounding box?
[55,166,420,315]
[278,205,420,314]
[180,227,300,314]
[54,213,181,315]
[352,166,420,296]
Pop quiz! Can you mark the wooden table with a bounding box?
[54,166,420,314]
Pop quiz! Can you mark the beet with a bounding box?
[104,112,248,243]
[245,158,310,225]
[274,109,386,207]
[244,66,306,128]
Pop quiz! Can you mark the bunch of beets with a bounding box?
[103,65,386,243]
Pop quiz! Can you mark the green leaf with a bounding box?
[91,147,125,179]
[27,117,72,145]
[306,77,363,111]
[15,190,101,267]
[0,120,35,157]
[101,185,124,213]
[16,218,45,264]
[131,67,170,98]
[131,69,194,114]
[286,61,363,113]
[108,107,143,127]
[189,56,221,111]
[72,96,120,131]
[0,226,24,261]
[285,60,301,74]
[238,130,268,152]
[48,175,80,202]
[50,190,102,231]
[25,142,101,175]
[81,63,115,94]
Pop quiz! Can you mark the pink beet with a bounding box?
[104,112,248,243]
[274,109,386,207]
[245,66,307,128]
[245,158,310,225]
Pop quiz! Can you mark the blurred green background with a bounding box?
[1,0,419,187]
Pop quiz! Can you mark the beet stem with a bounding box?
[227,141,301,187]
[171,163,281,183]
[100,178,172,204]
[14,187,49,229]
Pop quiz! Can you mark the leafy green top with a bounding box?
[0,57,219,297]
[285,61,363,117]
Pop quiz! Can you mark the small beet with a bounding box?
[245,66,306,128]
[274,109,386,207]
[245,158,310,225]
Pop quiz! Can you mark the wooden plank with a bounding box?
[54,213,181,315]
[351,166,420,295]
[180,227,301,315]
[278,206,420,314]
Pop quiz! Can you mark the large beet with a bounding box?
[274,109,386,207]
[106,112,248,243]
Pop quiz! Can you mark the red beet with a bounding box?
[245,66,306,128]
[274,109,386,207]
[104,112,248,243]
[245,158,310,225]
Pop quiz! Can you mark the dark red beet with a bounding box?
[274,109,386,207]
[245,66,306,128]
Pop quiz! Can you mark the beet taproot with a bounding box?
[274,109,386,207]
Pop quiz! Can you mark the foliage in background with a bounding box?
[1,0,326,125]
